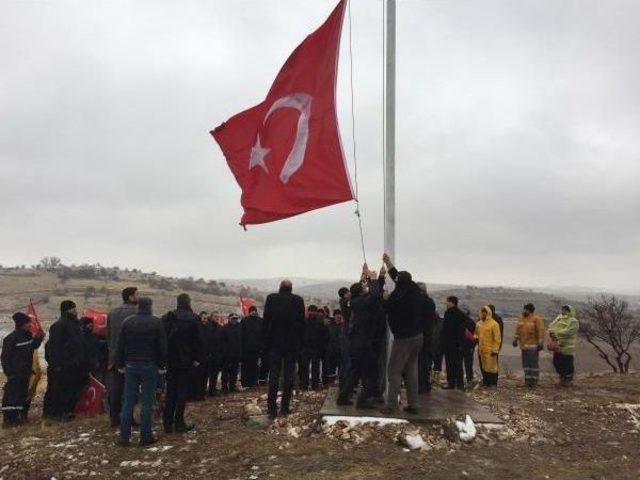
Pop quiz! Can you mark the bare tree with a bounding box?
[39,256,62,271]
[580,295,640,373]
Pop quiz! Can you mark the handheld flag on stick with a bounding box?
[238,297,255,317]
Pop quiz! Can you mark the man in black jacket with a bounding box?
[116,297,167,446]
[442,296,466,390]
[381,254,424,414]
[80,317,101,377]
[162,293,203,433]
[190,311,209,401]
[241,306,262,388]
[461,307,477,384]
[416,282,437,393]
[43,300,88,421]
[337,266,385,409]
[205,314,224,396]
[263,280,305,419]
[1,312,44,427]
[106,287,139,426]
[323,310,342,387]
[337,287,352,389]
[488,304,505,351]
[299,306,329,390]
[221,314,242,393]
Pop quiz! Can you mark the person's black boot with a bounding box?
[175,423,195,433]
[139,436,159,446]
[336,397,354,406]
[280,406,292,416]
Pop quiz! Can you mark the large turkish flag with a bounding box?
[211,1,354,227]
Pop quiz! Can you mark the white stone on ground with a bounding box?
[322,416,408,428]
[455,415,477,443]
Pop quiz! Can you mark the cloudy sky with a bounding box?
[1,0,638,291]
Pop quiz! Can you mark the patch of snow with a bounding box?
[456,415,477,443]
[322,416,408,427]
[403,434,425,450]
[615,403,640,431]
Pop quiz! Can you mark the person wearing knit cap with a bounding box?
[1,312,45,427]
[43,300,88,421]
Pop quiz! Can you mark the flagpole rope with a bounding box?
[347,0,367,264]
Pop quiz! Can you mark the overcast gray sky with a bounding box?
[1,0,638,291]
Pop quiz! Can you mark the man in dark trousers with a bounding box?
[116,297,167,446]
[205,314,224,396]
[241,306,262,388]
[462,307,477,384]
[337,287,352,389]
[299,305,329,390]
[221,314,242,393]
[337,265,385,409]
[416,282,437,393]
[263,280,305,419]
[190,311,209,401]
[323,310,342,387]
[106,287,139,426]
[488,304,505,351]
[162,293,203,433]
[442,296,467,390]
[43,300,88,421]
[80,317,101,378]
[380,255,424,415]
[1,312,44,427]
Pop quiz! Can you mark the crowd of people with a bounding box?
[1,254,581,447]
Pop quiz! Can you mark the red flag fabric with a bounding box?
[83,308,108,338]
[74,375,106,417]
[238,297,255,317]
[26,300,44,338]
[211,1,353,226]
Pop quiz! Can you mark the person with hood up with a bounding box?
[263,280,305,419]
[381,254,424,414]
[241,306,263,388]
[1,312,45,427]
[43,300,88,421]
[513,303,545,387]
[549,305,579,386]
[221,313,242,393]
[162,293,203,433]
[475,306,502,387]
[299,305,329,390]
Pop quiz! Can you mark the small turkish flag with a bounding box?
[211,1,354,227]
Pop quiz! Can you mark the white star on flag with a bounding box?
[248,136,270,173]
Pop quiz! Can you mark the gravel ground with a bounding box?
[0,372,639,480]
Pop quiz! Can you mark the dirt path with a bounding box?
[1,373,638,480]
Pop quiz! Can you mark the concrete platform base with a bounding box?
[319,386,503,424]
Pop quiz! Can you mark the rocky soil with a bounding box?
[0,372,639,480]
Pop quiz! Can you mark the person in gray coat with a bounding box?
[106,287,139,426]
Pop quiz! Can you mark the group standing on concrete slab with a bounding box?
[2,258,581,446]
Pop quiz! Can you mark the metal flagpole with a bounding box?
[383,0,396,396]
